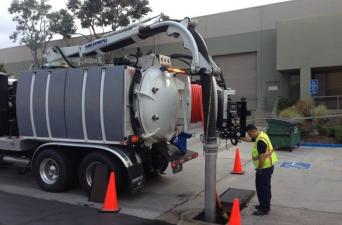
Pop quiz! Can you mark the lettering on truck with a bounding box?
[85,38,108,49]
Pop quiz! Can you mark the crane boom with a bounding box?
[45,16,220,76]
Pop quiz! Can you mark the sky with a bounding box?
[0,0,291,49]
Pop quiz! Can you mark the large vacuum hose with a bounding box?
[129,69,142,136]
[191,84,204,123]
[200,75,217,146]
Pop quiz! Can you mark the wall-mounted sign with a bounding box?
[268,86,279,91]
[310,79,318,95]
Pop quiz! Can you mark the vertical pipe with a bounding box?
[201,74,218,223]
[100,68,107,143]
[45,72,52,139]
[204,152,217,222]
[81,69,88,141]
[30,73,37,138]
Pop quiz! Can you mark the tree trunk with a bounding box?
[33,50,40,68]
[91,25,99,39]
[63,37,71,47]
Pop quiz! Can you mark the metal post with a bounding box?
[337,96,340,110]
[312,95,315,115]
[311,95,319,135]
[204,145,217,223]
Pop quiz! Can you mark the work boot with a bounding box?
[254,205,260,210]
[254,205,271,211]
[252,209,269,216]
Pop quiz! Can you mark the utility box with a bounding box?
[266,118,300,149]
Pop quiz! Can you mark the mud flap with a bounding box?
[153,142,199,174]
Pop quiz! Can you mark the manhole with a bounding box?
[193,188,255,224]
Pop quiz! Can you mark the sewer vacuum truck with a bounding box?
[0,15,247,194]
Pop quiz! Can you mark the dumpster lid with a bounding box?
[267,118,299,125]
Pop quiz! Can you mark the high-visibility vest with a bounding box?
[252,131,278,169]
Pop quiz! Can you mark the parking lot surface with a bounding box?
[0,191,174,225]
[1,128,342,225]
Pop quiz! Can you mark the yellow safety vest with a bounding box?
[252,131,278,169]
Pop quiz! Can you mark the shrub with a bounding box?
[314,105,328,117]
[277,97,292,113]
[279,107,302,120]
[333,125,342,143]
[278,100,331,137]
[0,64,6,73]
[325,125,336,137]
[313,105,328,135]
[295,98,312,116]
[323,125,342,143]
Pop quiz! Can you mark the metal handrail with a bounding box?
[314,95,342,99]
[313,95,342,110]
[272,96,280,118]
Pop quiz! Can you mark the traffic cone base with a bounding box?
[99,208,121,213]
[231,148,244,175]
[99,172,120,213]
[230,171,245,175]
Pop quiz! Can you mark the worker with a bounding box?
[241,124,278,216]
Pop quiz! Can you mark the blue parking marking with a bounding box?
[279,161,312,169]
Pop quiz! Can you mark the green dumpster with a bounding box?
[266,118,300,149]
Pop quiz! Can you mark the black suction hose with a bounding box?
[53,46,78,68]
[219,72,227,90]
[200,73,217,143]
[169,54,193,60]
[129,69,142,136]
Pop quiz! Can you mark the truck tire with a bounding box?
[33,149,73,192]
[78,152,126,194]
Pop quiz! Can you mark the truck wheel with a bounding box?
[33,149,73,192]
[78,152,126,194]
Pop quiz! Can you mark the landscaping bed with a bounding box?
[276,97,342,144]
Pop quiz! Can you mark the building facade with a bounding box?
[1,0,342,116]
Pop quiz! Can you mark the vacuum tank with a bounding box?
[15,65,190,145]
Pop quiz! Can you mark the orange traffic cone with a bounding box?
[231,147,245,175]
[228,198,241,225]
[100,171,120,213]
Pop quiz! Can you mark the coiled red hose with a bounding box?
[191,84,204,123]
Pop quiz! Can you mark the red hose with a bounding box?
[191,84,204,123]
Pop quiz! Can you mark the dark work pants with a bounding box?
[255,165,274,212]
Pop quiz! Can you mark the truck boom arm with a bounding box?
[45,16,220,75]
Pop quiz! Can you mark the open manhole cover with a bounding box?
[193,188,255,224]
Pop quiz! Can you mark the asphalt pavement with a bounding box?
[0,191,174,225]
[1,128,341,225]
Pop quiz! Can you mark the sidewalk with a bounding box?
[159,142,342,225]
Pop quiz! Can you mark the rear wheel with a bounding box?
[33,149,73,192]
[78,152,126,194]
